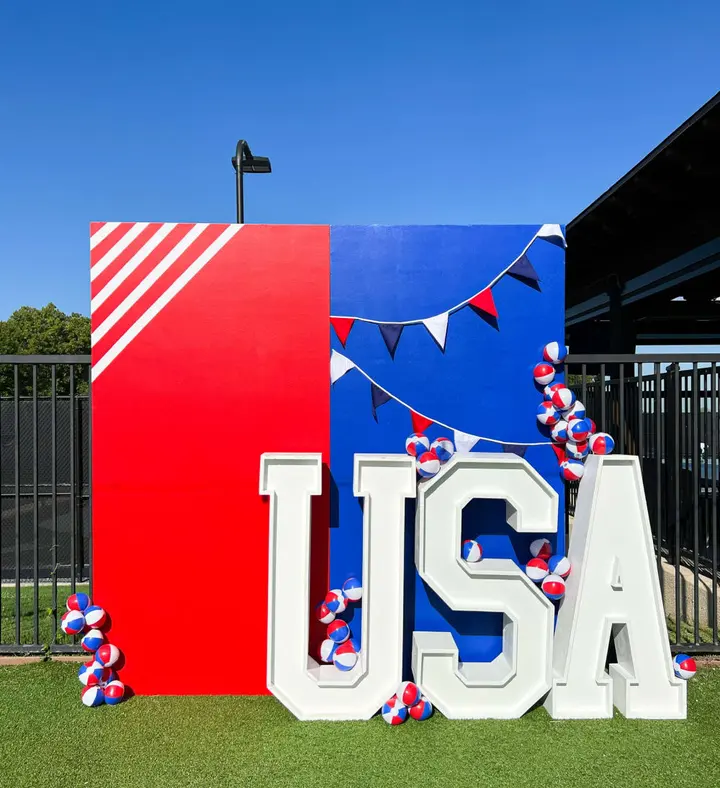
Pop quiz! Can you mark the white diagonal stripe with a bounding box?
[91,223,179,314]
[90,222,120,249]
[92,224,242,380]
[90,222,149,281]
[92,223,209,344]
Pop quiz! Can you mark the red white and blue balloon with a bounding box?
[327,619,350,644]
[397,681,422,707]
[462,539,483,563]
[319,639,337,663]
[315,601,335,624]
[529,538,552,561]
[66,592,90,613]
[560,459,585,482]
[408,696,433,721]
[542,573,566,600]
[84,605,107,629]
[431,437,455,463]
[333,641,358,672]
[104,679,125,706]
[568,418,592,442]
[417,450,441,479]
[342,576,362,602]
[566,440,590,460]
[537,401,561,426]
[542,342,568,365]
[324,589,347,615]
[61,610,85,636]
[81,629,104,653]
[533,363,555,386]
[81,685,105,707]
[551,420,570,443]
[525,557,549,582]
[95,643,120,668]
[405,433,430,458]
[381,695,408,725]
[565,401,586,422]
[550,386,576,412]
[673,654,697,680]
[548,555,571,578]
[589,432,615,455]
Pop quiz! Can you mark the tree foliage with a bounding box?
[0,304,90,397]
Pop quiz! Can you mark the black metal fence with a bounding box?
[0,356,91,654]
[1,353,719,656]
[566,353,720,654]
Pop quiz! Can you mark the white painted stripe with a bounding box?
[90,222,149,281]
[91,223,179,314]
[90,222,121,250]
[92,225,242,380]
[92,224,209,344]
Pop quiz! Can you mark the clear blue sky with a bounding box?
[1,1,718,319]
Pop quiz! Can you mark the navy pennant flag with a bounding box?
[507,253,540,284]
[502,443,528,458]
[378,323,404,358]
[371,383,392,421]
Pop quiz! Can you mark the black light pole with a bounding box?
[231,140,272,223]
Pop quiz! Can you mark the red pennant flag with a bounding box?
[411,411,434,434]
[468,288,498,318]
[330,317,355,347]
[550,443,565,465]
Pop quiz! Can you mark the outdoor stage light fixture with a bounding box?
[232,139,272,223]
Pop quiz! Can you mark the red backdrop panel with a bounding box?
[92,223,330,695]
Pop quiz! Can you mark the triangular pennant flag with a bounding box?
[454,430,480,454]
[537,224,566,249]
[330,317,355,347]
[330,350,356,384]
[371,383,392,421]
[507,253,540,283]
[551,443,566,465]
[502,443,528,458]
[378,324,404,359]
[468,288,498,318]
[411,411,434,434]
[422,312,450,351]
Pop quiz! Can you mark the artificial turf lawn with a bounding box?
[1,663,720,788]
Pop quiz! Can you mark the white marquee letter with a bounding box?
[413,454,557,718]
[261,453,416,720]
[546,455,686,719]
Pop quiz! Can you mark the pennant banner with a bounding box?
[330,351,553,448]
[329,223,564,357]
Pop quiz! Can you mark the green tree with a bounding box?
[0,304,90,396]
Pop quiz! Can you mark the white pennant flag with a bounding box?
[330,349,356,384]
[537,223,566,249]
[453,430,480,454]
[422,312,450,350]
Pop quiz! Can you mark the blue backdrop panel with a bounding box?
[329,225,565,669]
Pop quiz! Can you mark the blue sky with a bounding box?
[1,1,718,319]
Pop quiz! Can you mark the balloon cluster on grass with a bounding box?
[535,341,615,483]
[61,593,125,707]
[315,577,363,672]
[524,538,571,601]
[381,681,433,725]
[405,434,455,479]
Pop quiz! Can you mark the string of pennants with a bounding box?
[330,224,566,356]
[331,350,553,454]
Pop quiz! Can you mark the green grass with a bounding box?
[0,584,89,646]
[667,615,716,645]
[1,664,720,788]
